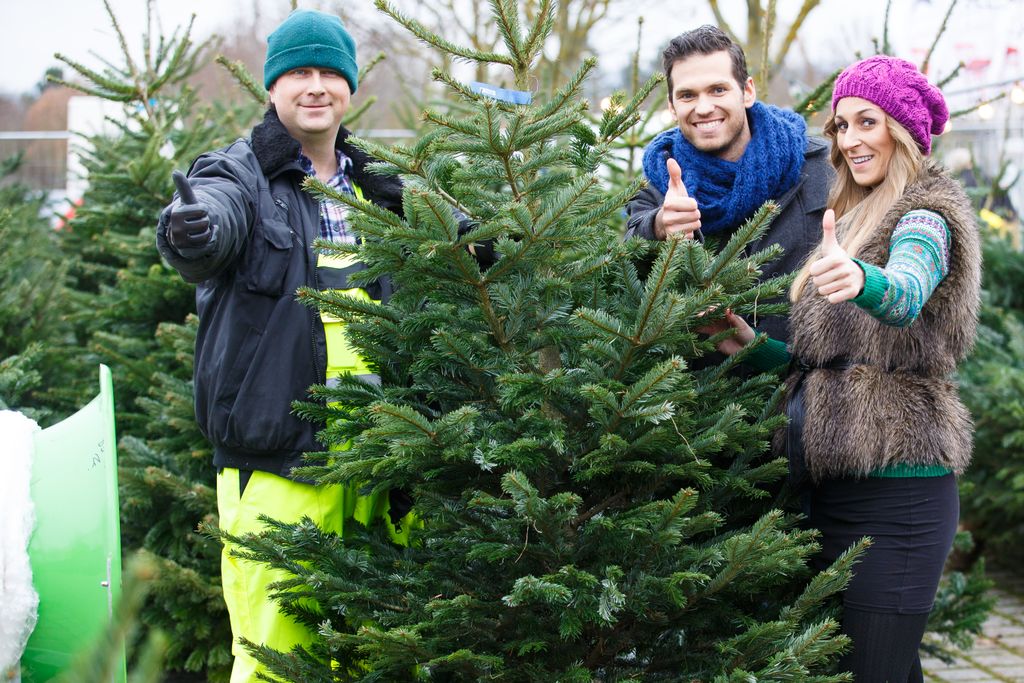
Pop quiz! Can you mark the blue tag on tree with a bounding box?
[469,81,533,105]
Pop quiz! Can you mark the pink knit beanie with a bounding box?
[831,55,948,155]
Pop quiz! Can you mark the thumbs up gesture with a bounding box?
[167,170,214,252]
[808,209,865,304]
[654,158,701,240]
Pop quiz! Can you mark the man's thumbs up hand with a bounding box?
[667,157,688,197]
[808,209,865,304]
[654,158,701,240]
[167,170,214,252]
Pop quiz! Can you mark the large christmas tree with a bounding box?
[225,2,861,680]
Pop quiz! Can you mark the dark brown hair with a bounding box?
[662,25,749,97]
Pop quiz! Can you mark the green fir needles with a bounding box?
[227,1,857,680]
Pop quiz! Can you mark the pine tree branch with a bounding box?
[103,0,141,90]
[699,509,785,601]
[375,0,515,67]
[613,237,686,380]
[531,175,599,239]
[600,72,663,144]
[573,309,634,343]
[938,61,965,89]
[632,489,706,572]
[571,491,628,529]
[52,54,137,97]
[424,109,484,138]
[215,55,267,103]
[368,403,439,442]
[490,0,526,75]
[481,179,590,283]
[793,68,841,120]
[343,97,378,128]
[576,177,646,230]
[303,176,410,231]
[476,281,514,353]
[500,114,525,201]
[619,357,684,418]
[359,51,386,81]
[532,59,596,125]
[702,201,779,285]
[521,0,555,63]
[147,17,198,94]
[921,0,958,75]
[950,92,1005,120]
[142,0,154,71]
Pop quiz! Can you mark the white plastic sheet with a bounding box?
[0,410,40,674]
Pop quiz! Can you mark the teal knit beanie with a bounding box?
[264,10,358,92]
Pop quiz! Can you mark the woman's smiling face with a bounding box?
[834,97,896,188]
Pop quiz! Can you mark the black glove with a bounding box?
[167,170,214,252]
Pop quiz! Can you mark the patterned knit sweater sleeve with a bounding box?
[739,210,950,369]
[851,209,951,327]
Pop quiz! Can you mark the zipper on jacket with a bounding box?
[273,197,301,246]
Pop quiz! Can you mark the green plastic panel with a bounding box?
[21,365,125,682]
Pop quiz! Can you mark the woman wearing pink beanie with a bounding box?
[703,55,981,680]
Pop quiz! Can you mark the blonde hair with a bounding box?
[789,114,925,302]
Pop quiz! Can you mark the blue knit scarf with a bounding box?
[642,102,807,234]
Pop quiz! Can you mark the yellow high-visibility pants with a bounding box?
[216,467,411,683]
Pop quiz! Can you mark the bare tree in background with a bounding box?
[529,0,619,89]
[708,0,823,92]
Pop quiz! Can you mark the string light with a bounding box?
[1011,85,1024,105]
[977,102,995,120]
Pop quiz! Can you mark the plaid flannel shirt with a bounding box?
[298,149,356,244]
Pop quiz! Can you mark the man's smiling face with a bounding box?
[667,50,756,162]
[269,66,351,145]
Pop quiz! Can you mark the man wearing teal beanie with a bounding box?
[156,8,414,682]
[264,9,359,93]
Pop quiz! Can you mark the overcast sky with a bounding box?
[2,0,1021,103]
[1,0,260,96]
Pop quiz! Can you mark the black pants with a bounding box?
[838,608,929,682]
[807,474,959,681]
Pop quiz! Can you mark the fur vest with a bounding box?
[783,161,981,480]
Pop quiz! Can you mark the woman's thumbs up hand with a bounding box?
[808,209,865,304]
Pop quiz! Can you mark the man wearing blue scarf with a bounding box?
[626,25,832,344]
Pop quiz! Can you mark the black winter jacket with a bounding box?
[625,136,833,344]
[156,109,403,478]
